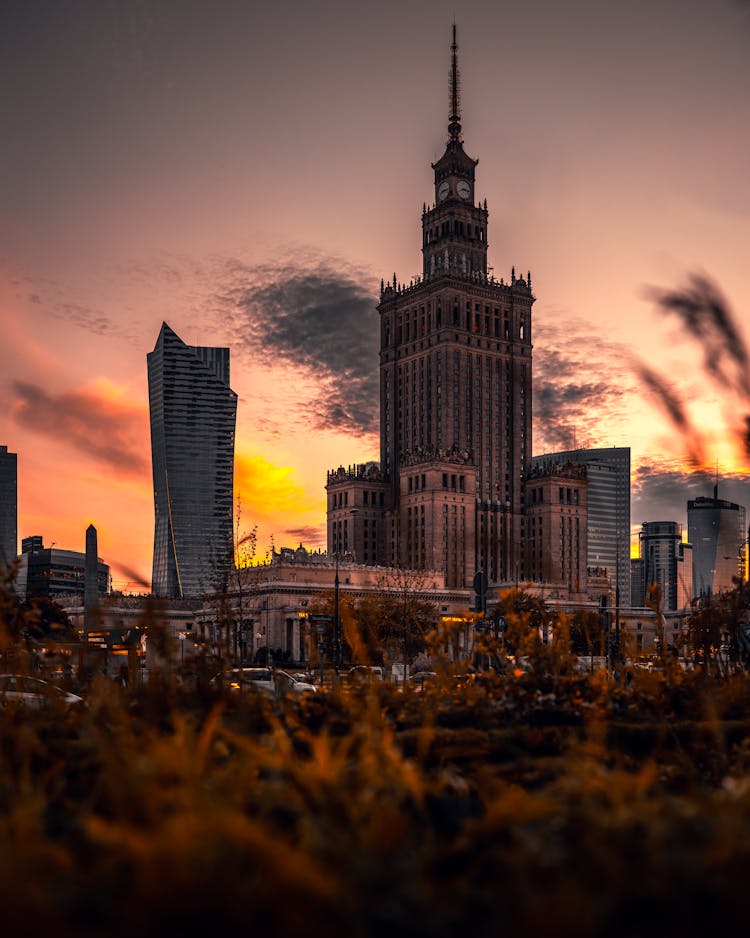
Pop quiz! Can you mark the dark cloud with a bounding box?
[632,460,750,532]
[283,526,326,547]
[223,262,380,436]
[533,317,635,453]
[10,381,149,476]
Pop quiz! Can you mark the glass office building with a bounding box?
[531,447,631,603]
[148,323,237,598]
[637,520,692,611]
[688,491,747,597]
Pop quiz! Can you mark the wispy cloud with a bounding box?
[10,380,149,476]
[533,317,635,453]
[283,526,326,547]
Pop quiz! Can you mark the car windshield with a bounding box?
[240,670,272,682]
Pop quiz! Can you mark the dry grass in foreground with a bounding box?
[2,663,750,938]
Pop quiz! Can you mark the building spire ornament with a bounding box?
[448,23,462,143]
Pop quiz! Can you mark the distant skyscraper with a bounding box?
[637,521,692,611]
[148,323,237,598]
[531,447,630,603]
[0,445,17,576]
[688,487,747,597]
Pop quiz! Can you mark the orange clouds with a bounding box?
[11,377,149,476]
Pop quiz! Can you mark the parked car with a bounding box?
[274,670,317,696]
[214,667,276,697]
[400,670,437,692]
[347,665,385,683]
[291,671,318,685]
[0,674,83,709]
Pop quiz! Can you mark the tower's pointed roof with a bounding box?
[432,24,477,175]
[448,22,461,144]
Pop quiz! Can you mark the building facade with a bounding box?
[525,461,588,592]
[148,322,237,598]
[16,536,110,602]
[688,489,747,597]
[0,445,17,575]
[531,447,630,604]
[327,28,533,589]
[636,521,692,612]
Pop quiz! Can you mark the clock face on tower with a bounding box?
[457,180,471,200]
[438,181,450,201]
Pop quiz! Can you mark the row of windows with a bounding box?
[424,219,486,243]
[386,298,529,346]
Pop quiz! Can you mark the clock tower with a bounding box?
[422,28,488,282]
[328,26,534,590]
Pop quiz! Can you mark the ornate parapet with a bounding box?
[399,445,474,469]
[326,462,386,486]
[526,459,587,482]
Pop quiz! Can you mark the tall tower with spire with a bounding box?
[327,27,534,588]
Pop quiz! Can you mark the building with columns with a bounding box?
[327,27,533,589]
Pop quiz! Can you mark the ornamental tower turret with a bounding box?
[422,25,488,281]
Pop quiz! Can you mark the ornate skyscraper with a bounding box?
[327,28,533,588]
[148,323,237,598]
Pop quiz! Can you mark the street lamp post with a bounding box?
[333,551,341,675]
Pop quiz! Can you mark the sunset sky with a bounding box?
[2,0,750,590]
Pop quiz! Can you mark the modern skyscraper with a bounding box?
[148,323,237,598]
[327,27,533,588]
[530,447,631,603]
[0,445,17,576]
[636,521,692,612]
[688,487,747,597]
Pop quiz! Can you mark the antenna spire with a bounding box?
[448,22,462,142]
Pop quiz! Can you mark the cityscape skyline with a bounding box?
[2,1,750,589]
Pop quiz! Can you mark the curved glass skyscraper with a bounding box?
[688,489,747,597]
[148,323,237,597]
